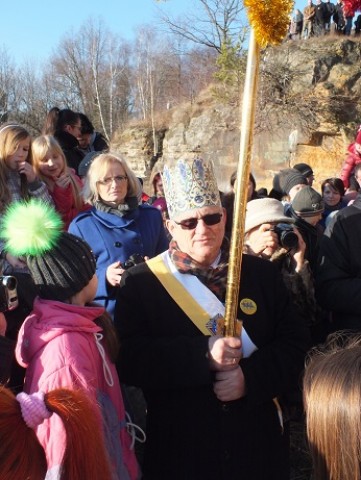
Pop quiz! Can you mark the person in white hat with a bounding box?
[114,157,310,480]
[244,197,317,326]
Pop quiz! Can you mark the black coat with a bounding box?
[115,254,310,480]
[55,130,84,173]
[316,194,361,330]
[0,335,15,384]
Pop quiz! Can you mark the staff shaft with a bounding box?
[223,29,260,337]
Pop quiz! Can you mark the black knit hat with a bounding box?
[291,186,324,217]
[269,168,295,200]
[0,200,96,302]
[28,232,96,301]
[283,170,308,195]
[293,163,314,178]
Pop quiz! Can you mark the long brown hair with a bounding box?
[0,387,112,480]
[0,123,32,211]
[304,333,361,480]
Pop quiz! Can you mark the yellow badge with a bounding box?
[239,298,257,315]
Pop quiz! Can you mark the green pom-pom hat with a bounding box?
[0,200,96,302]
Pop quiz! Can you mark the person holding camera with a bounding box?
[69,152,169,319]
[244,198,316,325]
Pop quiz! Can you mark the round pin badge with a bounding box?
[239,298,257,315]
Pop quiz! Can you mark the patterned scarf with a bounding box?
[169,239,229,302]
[94,196,139,217]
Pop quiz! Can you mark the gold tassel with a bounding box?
[244,0,293,48]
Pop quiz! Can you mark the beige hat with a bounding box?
[245,198,294,233]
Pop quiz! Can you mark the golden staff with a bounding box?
[223,0,293,337]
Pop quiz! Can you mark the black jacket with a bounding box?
[115,254,310,480]
[0,335,15,384]
[316,194,361,330]
[55,130,84,173]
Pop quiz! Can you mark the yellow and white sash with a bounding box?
[147,252,257,358]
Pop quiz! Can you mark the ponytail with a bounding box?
[0,386,113,480]
[43,107,80,136]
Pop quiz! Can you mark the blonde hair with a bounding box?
[304,333,361,480]
[0,123,32,211]
[32,135,83,210]
[83,152,141,205]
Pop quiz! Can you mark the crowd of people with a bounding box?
[289,0,361,39]
[1,110,361,479]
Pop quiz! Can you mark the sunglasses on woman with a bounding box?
[174,213,223,230]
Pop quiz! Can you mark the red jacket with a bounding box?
[340,142,361,188]
[49,169,90,229]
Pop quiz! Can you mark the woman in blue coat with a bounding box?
[69,153,169,318]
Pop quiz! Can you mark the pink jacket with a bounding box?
[15,297,139,480]
[340,142,361,188]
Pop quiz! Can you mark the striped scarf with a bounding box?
[169,240,229,302]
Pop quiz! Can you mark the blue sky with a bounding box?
[2,0,306,65]
[1,0,191,64]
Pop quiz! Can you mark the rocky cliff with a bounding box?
[112,36,361,194]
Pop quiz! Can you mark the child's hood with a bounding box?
[16,297,105,367]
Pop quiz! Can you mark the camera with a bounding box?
[121,254,145,270]
[0,276,18,312]
[271,223,298,249]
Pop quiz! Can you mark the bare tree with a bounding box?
[159,0,246,53]
[49,18,132,139]
[0,47,16,122]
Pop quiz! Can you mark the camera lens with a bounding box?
[2,276,17,290]
[280,230,298,249]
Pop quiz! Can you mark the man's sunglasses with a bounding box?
[174,213,223,230]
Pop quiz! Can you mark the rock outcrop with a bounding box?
[113,37,361,193]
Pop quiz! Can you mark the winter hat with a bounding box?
[291,186,324,217]
[245,198,294,233]
[283,170,308,195]
[293,163,314,178]
[269,168,295,200]
[0,200,96,302]
[78,151,100,177]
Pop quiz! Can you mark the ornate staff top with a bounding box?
[244,0,294,48]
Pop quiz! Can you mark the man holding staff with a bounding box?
[114,157,310,480]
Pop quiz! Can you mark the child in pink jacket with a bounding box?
[1,200,139,480]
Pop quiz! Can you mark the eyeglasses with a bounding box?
[174,213,223,230]
[98,175,128,186]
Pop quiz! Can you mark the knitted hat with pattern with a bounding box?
[291,186,324,217]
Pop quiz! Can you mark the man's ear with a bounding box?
[222,207,227,225]
[166,219,175,237]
